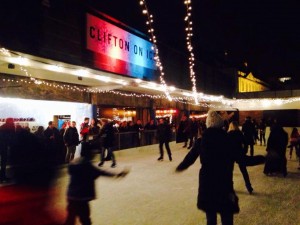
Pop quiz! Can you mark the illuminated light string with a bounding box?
[183,0,198,104]
[0,76,219,108]
[3,47,300,109]
[3,75,300,109]
[0,46,222,106]
[1,46,229,107]
[138,0,172,101]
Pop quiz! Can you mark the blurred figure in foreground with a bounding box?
[0,127,59,225]
[0,117,15,182]
[64,142,129,225]
[176,110,239,225]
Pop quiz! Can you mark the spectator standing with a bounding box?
[89,118,101,151]
[252,119,259,144]
[0,118,15,182]
[176,110,239,225]
[80,117,90,142]
[44,121,60,165]
[258,119,266,146]
[64,121,80,163]
[288,127,299,160]
[128,121,136,146]
[34,126,45,140]
[63,143,129,225]
[118,121,129,132]
[156,118,172,161]
[176,114,191,148]
[1,126,59,225]
[242,116,256,156]
[58,121,69,164]
[133,119,144,146]
[98,119,116,168]
[144,119,157,145]
[89,118,100,136]
[188,117,199,149]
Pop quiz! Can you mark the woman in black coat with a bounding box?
[176,110,239,225]
[263,123,288,177]
[227,121,253,194]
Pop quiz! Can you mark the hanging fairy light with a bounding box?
[138,0,172,101]
[183,0,198,104]
[7,48,300,110]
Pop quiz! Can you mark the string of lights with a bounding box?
[183,0,198,104]
[2,47,300,110]
[138,0,172,101]
[0,76,211,105]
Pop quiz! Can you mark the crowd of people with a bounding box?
[1,112,300,225]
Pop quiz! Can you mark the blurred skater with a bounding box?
[63,142,129,225]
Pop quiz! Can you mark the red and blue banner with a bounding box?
[86,13,157,79]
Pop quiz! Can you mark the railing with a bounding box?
[89,130,176,151]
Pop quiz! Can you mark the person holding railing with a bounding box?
[144,119,157,145]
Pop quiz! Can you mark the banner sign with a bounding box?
[86,13,156,71]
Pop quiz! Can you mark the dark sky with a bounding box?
[92,0,300,86]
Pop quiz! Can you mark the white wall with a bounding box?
[0,97,93,130]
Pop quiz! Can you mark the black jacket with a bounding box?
[67,157,114,201]
[157,122,171,142]
[64,127,79,146]
[177,128,239,213]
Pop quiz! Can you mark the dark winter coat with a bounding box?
[264,125,288,174]
[267,125,288,157]
[43,126,60,146]
[63,127,79,146]
[67,157,114,201]
[242,120,256,145]
[177,128,239,214]
[176,119,190,143]
[227,130,246,161]
[100,122,115,148]
[0,122,15,150]
[157,122,172,142]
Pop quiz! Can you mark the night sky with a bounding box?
[92,0,300,88]
[1,0,297,88]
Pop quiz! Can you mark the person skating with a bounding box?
[227,121,253,194]
[64,142,129,225]
[156,118,172,161]
[98,119,117,168]
[176,110,239,225]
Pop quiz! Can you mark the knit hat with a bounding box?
[206,110,224,128]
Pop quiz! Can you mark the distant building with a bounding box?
[238,71,269,93]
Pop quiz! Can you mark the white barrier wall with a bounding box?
[0,97,93,130]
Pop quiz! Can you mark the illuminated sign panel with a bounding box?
[86,13,156,78]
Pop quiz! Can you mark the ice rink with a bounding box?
[48,142,300,225]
